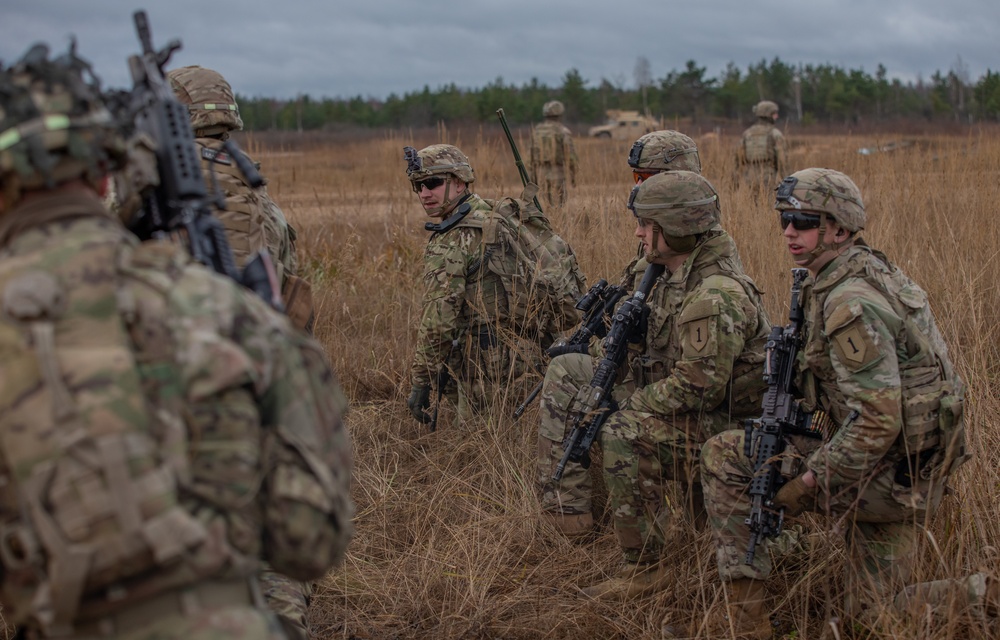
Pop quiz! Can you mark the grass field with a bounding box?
[251,128,1000,639]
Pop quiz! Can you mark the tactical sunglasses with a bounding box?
[779,211,822,231]
[412,176,447,192]
[632,170,658,184]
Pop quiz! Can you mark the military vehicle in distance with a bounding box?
[588,110,660,140]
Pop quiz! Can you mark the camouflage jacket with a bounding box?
[196,137,299,287]
[410,194,507,386]
[622,228,770,434]
[0,191,352,629]
[530,121,578,176]
[797,242,966,490]
[739,121,785,173]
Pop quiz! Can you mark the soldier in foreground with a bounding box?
[0,44,353,639]
[538,170,770,600]
[737,100,786,191]
[537,129,704,541]
[664,168,982,638]
[404,144,519,424]
[167,65,315,333]
[529,100,577,208]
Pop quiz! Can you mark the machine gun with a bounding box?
[513,278,627,419]
[743,268,829,565]
[122,10,281,309]
[552,263,664,481]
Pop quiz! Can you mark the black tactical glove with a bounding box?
[407,383,432,424]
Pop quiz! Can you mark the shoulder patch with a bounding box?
[201,146,233,165]
[679,297,719,323]
[830,318,880,371]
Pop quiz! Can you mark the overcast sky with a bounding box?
[2,1,997,100]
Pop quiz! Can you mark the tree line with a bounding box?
[236,56,1000,132]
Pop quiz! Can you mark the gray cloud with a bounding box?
[2,0,996,99]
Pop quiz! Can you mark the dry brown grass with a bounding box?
[248,128,1000,639]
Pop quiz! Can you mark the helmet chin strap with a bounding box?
[425,180,467,218]
[644,221,664,261]
[794,212,853,268]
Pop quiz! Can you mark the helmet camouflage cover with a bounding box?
[628,170,720,237]
[542,100,565,118]
[0,43,123,197]
[403,143,475,185]
[774,167,865,232]
[167,65,243,136]
[753,100,779,118]
[628,130,701,174]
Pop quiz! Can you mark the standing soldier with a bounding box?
[665,168,981,638]
[404,144,522,424]
[167,65,315,333]
[529,100,578,208]
[0,44,353,639]
[737,100,786,191]
[538,171,771,600]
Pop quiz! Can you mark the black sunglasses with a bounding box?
[412,176,447,192]
[779,211,822,231]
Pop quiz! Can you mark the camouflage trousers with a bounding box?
[702,429,948,617]
[445,327,532,422]
[260,564,313,640]
[737,163,780,193]
[536,164,569,208]
[537,353,706,563]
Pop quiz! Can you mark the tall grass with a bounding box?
[254,129,1000,639]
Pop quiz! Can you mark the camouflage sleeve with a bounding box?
[258,188,299,283]
[564,128,578,180]
[805,285,903,490]
[772,129,786,176]
[229,286,354,581]
[409,227,480,386]
[628,276,753,415]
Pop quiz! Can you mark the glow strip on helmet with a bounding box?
[0,114,72,152]
[630,194,718,211]
[188,103,239,112]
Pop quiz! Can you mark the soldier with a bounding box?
[665,168,981,638]
[538,171,771,600]
[404,144,521,423]
[737,100,786,191]
[529,100,578,208]
[0,44,353,639]
[167,65,315,333]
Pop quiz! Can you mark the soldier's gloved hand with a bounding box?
[771,471,818,517]
[407,383,432,424]
[546,342,589,358]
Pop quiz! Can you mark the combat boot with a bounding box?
[541,511,595,541]
[662,578,772,639]
[581,560,670,600]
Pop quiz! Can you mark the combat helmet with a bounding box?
[542,100,565,118]
[167,65,243,137]
[403,144,475,185]
[774,167,865,232]
[0,42,124,206]
[628,170,720,254]
[628,130,701,174]
[753,100,779,119]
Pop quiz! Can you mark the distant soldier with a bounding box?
[404,144,526,423]
[529,100,578,208]
[167,65,315,333]
[0,43,353,640]
[737,100,786,191]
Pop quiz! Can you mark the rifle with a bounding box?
[743,268,831,565]
[496,108,544,214]
[553,263,665,481]
[513,278,627,419]
[122,10,281,309]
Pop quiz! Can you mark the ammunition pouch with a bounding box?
[282,274,315,333]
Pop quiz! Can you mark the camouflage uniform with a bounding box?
[700,168,971,627]
[737,100,786,190]
[0,45,353,640]
[411,192,514,417]
[538,172,769,567]
[529,101,577,208]
[168,66,313,333]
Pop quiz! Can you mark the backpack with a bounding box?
[478,184,586,342]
